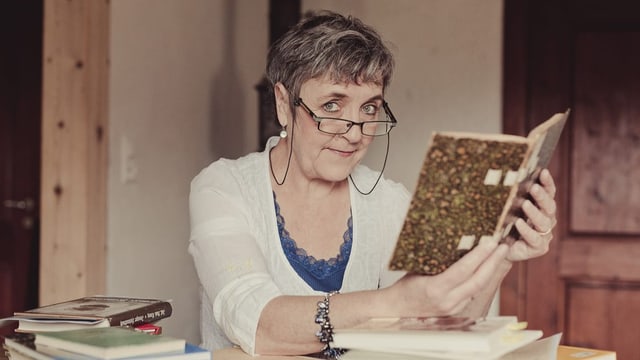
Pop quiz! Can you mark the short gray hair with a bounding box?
[266,10,395,112]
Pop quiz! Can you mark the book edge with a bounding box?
[34,328,186,359]
[13,296,173,328]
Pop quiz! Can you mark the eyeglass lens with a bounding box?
[318,118,392,136]
[296,97,396,136]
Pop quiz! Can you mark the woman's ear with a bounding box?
[273,82,291,128]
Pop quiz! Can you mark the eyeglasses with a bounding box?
[294,98,398,137]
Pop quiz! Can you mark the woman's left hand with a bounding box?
[506,169,557,262]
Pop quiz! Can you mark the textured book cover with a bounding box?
[13,295,173,333]
[389,110,569,275]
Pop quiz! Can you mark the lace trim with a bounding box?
[274,192,352,279]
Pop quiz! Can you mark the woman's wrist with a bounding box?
[367,286,397,318]
[315,291,345,359]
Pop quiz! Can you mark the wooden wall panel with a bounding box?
[560,239,640,281]
[40,0,109,304]
[570,32,640,234]
[566,282,640,359]
[502,2,640,358]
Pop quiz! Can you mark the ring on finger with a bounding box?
[537,227,553,236]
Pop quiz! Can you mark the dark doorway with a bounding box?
[0,0,43,335]
[501,1,640,359]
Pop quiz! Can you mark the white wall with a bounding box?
[108,0,268,343]
[107,0,502,344]
[302,0,504,189]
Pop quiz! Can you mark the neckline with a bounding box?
[273,191,353,276]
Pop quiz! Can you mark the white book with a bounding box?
[332,316,542,359]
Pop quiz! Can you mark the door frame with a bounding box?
[39,0,109,304]
[499,0,640,339]
[499,0,570,336]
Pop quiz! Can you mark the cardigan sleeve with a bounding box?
[378,178,411,288]
[188,161,282,354]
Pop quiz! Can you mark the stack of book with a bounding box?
[332,316,543,360]
[7,296,172,334]
[0,296,210,360]
[332,317,617,360]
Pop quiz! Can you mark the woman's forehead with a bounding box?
[300,76,384,96]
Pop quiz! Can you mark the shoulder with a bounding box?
[191,137,278,192]
[191,151,265,195]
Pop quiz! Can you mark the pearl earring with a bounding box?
[279,126,288,139]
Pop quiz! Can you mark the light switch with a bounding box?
[120,135,138,183]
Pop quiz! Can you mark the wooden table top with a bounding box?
[214,347,313,359]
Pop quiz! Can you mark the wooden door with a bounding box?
[501,1,640,359]
[0,0,43,335]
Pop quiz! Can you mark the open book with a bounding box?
[389,110,569,275]
[332,316,542,360]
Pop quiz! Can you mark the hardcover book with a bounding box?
[332,316,542,360]
[3,333,211,360]
[33,326,185,359]
[11,295,173,333]
[389,110,569,275]
[4,334,52,360]
[556,345,616,360]
[35,342,212,360]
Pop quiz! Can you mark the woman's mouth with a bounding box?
[329,148,356,157]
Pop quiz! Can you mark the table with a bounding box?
[213,345,614,360]
[214,347,312,359]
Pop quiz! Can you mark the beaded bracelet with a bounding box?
[315,291,346,359]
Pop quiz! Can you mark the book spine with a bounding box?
[107,301,173,327]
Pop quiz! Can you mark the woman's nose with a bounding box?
[342,121,365,141]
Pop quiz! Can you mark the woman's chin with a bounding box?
[320,169,355,183]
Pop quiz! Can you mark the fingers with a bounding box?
[538,168,557,199]
[525,169,557,233]
[444,244,509,311]
[391,243,497,317]
[522,197,555,233]
[529,180,556,216]
[438,240,498,286]
[506,169,557,263]
[514,218,551,255]
[398,242,509,317]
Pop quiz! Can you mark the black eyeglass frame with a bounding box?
[293,97,398,137]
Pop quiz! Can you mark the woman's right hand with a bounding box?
[384,240,509,317]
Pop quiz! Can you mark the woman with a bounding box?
[188,10,557,358]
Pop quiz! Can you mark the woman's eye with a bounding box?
[322,102,340,113]
[362,104,378,115]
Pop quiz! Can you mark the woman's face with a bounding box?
[289,76,384,183]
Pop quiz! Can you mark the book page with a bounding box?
[501,110,569,243]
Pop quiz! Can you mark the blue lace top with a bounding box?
[273,192,352,292]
